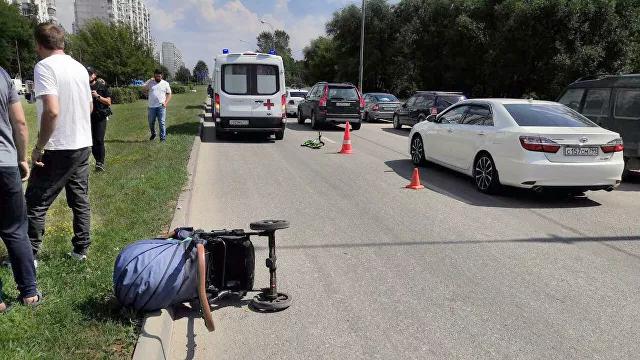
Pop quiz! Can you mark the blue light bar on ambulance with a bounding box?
[222,48,229,54]
[269,49,276,55]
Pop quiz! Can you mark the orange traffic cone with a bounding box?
[406,168,425,189]
[339,122,353,154]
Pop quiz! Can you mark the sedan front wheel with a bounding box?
[410,135,425,166]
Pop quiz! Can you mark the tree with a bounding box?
[158,64,171,81]
[68,20,156,86]
[175,66,192,83]
[192,60,209,84]
[0,2,37,79]
[303,36,338,85]
[256,29,304,87]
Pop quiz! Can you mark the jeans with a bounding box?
[91,112,107,164]
[26,147,92,256]
[148,106,166,140]
[0,166,38,298]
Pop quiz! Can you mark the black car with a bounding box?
[297,82,363,130]
[393,91,466,129]
[557,74,640,175]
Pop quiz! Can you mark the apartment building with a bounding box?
[161,42,184,77]
[73,0,151,45]
[8,0,57,23]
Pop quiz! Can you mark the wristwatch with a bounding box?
[34,145,45,155]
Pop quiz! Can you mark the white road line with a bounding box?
[322,136,337,144]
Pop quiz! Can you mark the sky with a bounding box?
[56,0,371,72]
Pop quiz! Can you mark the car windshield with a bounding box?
[438,95,465,107]
[329,87,359,101]
[289,91,307,98]
[373,94,398,102]
[505,103,598,127]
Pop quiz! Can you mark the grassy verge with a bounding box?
[0,86,205,359]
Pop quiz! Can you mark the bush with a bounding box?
[111,87,139,104]
[171,84,186,94]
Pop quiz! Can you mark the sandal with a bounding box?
[19,290,43,308]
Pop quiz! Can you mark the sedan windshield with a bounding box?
[505,104,598,127]
[374,94,398,102]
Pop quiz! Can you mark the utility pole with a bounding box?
[260,20,276,53]
[359,0,366,92]
[15,40,22,80]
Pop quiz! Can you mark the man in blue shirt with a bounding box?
[0,66,42,311]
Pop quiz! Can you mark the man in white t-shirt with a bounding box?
[25,23,93,261]
[142,69,172,142]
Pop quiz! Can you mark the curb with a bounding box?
[131,116,202,360]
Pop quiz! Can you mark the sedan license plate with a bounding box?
[564,146,598,156]
[336,102,350,107]
[229,120,249,126]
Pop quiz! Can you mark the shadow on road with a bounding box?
[205,132,276,144]
[381,127,410,137]
[385,159,602,209]
[286,121,346,132]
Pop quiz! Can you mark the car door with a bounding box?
[580,88,612,127]
[612,88,640,160]
[450,104,494,170]
[410,95,427,125]
[399,96,416,124]
[426,105,469,166]
[220,63,253,118]
[251,64,281,119]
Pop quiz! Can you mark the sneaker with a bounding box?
[149,133,156,141]
[68,251,87,261]
[1,259,38,269]
[95,163,105,172]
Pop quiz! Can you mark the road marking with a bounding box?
[322,136,336,144]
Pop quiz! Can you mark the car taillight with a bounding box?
[281,94,286,116]
[214,93,220,116]
[358,90,365,109]
[601,138,624,153]
[372,104,379,111]
[519,136,560,153]
[430,107,438,115]
[319,85,328,107]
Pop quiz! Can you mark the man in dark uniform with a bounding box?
[87,67,112,172]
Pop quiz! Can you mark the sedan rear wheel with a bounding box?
[410,135,425,166]
[297,109,305,124]
[473,154,500,194]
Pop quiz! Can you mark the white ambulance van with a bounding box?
[210,50,286,140]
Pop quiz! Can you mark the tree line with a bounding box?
[302,0,640,99]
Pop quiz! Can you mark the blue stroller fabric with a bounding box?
[113,234,199,312]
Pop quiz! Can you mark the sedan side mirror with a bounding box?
[426,114,436,122]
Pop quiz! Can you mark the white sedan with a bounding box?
[408,99,625,194]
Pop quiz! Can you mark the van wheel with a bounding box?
[275,130,284,140]
[297,109,305,124]
[311,112,320,130]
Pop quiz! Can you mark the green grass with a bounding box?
[0,86,205,359]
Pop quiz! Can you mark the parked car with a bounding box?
[393,91,466,129]
[298,82,363,130]
[409,99,624,194]
[210,51,286,140]
[363,93,401,122]
[557,74,640,175]
[286,88,308,117]
[12,78,24,95]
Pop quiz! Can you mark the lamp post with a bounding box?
[260,19,276,53]
[359,0,366,92]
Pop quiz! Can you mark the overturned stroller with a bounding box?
[113,220,291,331]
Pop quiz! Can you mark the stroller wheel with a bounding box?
[250,292,291,312]
[250,220,289,231]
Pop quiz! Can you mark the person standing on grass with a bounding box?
[142,69,172,142]
[26,22,93,262]
[87,67,112,172]
[0,66,42,311]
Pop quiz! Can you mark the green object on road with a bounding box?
[301,132,325,149]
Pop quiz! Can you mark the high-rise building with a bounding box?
[8,0,58,24]
[161,42,184,77]
[73,0,151,45]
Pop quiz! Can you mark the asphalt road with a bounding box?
[171,117,640,360]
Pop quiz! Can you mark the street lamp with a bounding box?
[359,0,365,92]
[259,19,276,53]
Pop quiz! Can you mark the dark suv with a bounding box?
[557,75,640,175]
[393,91,466,129]
[297,82,363,130]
